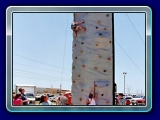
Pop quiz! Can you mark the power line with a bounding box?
[125,13,145,45]
[13,71,71,80]
[13,62,71,74]
[60,13,69,89]
[13,54,71,71]
[13,75,71,82]
[13,68,71,80]
[115,40,145,76]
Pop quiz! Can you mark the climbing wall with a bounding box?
[72,13,114,105]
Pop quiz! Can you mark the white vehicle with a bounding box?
[47,94,55,102]
[15,84,36,104]
[131,96,143,105]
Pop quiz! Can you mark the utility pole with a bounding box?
[136,89,139,95]
[123,72,127,96]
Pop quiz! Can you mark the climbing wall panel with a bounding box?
[72,13,114,105]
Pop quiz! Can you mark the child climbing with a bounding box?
[71,19,86,38]
[86,87,98,105]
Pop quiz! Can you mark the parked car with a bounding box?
[52,96,59,102]
[135,96,145,105]
[48,94,55,102]
[35,94,43,101]
[25,93,36,105]
[131,96,143,105]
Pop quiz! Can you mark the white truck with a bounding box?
[15,84,36,105]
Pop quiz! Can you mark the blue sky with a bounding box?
[13,13,145,94]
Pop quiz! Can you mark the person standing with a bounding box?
[58,93,68,105]
[39,95,52,105]
[18,88,29,105]
[13,94,23,105]
[116,93,126,105]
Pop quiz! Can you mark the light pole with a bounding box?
[123,72,127,96]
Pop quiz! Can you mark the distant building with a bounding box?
[36,87,70,94]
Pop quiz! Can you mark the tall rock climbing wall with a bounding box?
[72,13,114,105]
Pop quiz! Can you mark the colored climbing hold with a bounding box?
[74,44,76,46]
[73,81,75,83]
[94,67,98,70]
[81,89,83,91]
[104,28,107,30]
[81,42,84,44]
[99,56,102,58]
[106,101,109,104]
[108,58,111,60]
[106,14,109,17]
[96,27,98,29]
[75,57,77,59]
[104,70,106,72]
[98,20,101,24]
[99,33,102,35]
[72,66,75,69]
[78,75,80,77]
[106,84,108,86]
[109,41,112,44]
[79,98,82,101]
[95,85,97,87]
[82,65,85,68]
[96,44,98,46]
[101,94,104,96]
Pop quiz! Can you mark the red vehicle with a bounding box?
[136,96,145,105]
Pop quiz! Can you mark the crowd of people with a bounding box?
[13,87,128,106]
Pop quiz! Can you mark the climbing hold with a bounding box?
[82,65,85,68]
[101,94,104,96]
[78,75,80,77]
[106,101,109,104]
[75,57,77,59]
[94,67,98,70]
[72,66,75,69]
[81,89,83,91]
[98,20,101,24]
[79,98,82,101]
[81,42,84,44]
[95,85,97,87]
[96,27,98,29]
[80,50,83,53]
[96,44,98,46]
[109,41,112,44]
[104,28,107,30]
[106,84,108,86]
[73,81,75,83]
[106,14,109,17]
[74,44,76,46]
[99,33,102,35]
[99,56,102,58]
[104,70,106,72]
[108,58,111,60]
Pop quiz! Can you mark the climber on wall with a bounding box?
[71,19,86,38]
[86,87,98,105]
